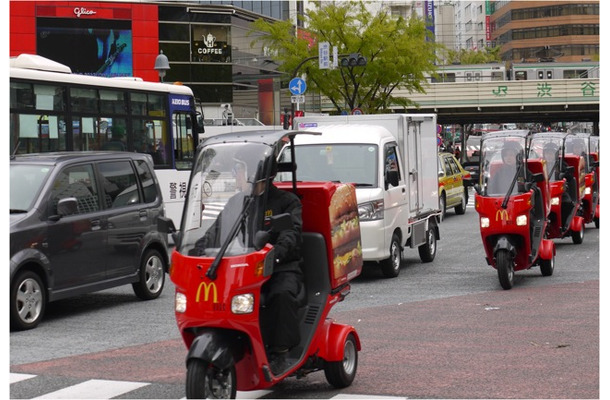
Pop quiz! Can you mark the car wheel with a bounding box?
[380,233,401,278]
[186,359,237,399]
[455,188,467,215]
[439,193,446,221]
[324,333,358,389]
[11,270,46,331]
[418,227,437,262]
[496,249,514,290]
[132,249,166,300]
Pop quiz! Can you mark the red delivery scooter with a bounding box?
[159,129,363,398]
[474,130,555,290]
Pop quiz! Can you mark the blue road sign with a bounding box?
[289,78,307,95]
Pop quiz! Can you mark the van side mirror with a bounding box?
[385,170,399,189]
[57,197,78,216]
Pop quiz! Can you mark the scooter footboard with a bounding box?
[318,320,361,362]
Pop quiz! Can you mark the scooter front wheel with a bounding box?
[496,249,514,290]
[324,333,358,388]
[186,359,237,399]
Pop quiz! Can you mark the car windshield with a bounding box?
[277,144,378,187]
[10,164,54,212]
[179,141,272,257]
[480,137,527,196]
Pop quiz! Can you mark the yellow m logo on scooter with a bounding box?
[496,209,509,222]
[196,281,218,303]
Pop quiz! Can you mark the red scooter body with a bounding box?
[163,130,363,398]
[475,130,555,290]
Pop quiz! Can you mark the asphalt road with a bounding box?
[9,200,601,399]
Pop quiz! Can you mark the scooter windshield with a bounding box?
[480,137,526,197]
[179,142,272,257]
[529,136,563,181]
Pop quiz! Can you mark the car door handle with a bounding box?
[139,210,148,220]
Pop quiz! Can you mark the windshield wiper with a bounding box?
[10,209,28,214]
[353,183,374,187]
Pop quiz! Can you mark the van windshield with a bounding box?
[10,164,54,212]
[278,144,378,187]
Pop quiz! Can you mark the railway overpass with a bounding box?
[320,78,599,130]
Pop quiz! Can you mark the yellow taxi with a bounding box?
[438,152,472,219]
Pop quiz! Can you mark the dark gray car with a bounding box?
[10,152,169,330]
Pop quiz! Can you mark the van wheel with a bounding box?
[133,249,166,300]
[324,333,358,388]
[11,270,46,331]
[380,234,401,278]
[418,227,437,263]
[455,188,467,215]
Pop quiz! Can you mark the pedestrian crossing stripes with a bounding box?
[10,373,406,399]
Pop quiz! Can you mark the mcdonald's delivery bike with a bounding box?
[569,132,599,229]
[529,132,587,244]
[474,130,555,290]
[159,130,363,398]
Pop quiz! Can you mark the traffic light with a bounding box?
[340,53,367,67]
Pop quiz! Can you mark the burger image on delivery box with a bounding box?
[329,184,363,282]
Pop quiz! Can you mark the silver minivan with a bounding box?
[10,152,169,330]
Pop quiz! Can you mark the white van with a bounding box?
[279,114,441,278]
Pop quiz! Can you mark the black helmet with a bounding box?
[501,141,522,158]
[543,142,559,154]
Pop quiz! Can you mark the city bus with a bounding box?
[10,54,200,227]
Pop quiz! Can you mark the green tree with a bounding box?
[250,1,442,114]
[443,46,502,65]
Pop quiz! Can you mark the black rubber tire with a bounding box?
[380,233,401,278]
[11,270,46,331]
[496,249,514,290]
[540,251,555,277]
[324,333,358,389]
[186,359,237,399]
[571,222,584,244]
[132,249,166,300]
[455,188,467,215]
[439,193,446,221]
[418,227,437,263]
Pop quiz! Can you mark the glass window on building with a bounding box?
[192,25,231,63]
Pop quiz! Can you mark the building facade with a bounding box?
[9,1,295,124]
[490,0,599,62]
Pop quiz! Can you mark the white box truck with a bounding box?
[277,114,441,278]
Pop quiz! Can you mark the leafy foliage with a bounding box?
[250,1,442,114]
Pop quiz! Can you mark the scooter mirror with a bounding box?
[253,231,271,251]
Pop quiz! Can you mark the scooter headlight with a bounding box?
[480,217,490,228]
[232,294,254,314]
[551,197,560,206]
[516,214,528,226]
[584,187,591,195]
[175,292,187,313]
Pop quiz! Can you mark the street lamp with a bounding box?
[154,50,170,82]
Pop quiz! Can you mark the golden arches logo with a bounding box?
[495,209,509,221]
[196,281,218,303]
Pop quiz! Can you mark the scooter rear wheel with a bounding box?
[186,359,237,399]
[496,249,514,290]
[324,333,358,388]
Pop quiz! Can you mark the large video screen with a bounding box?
[37,18,133,77]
